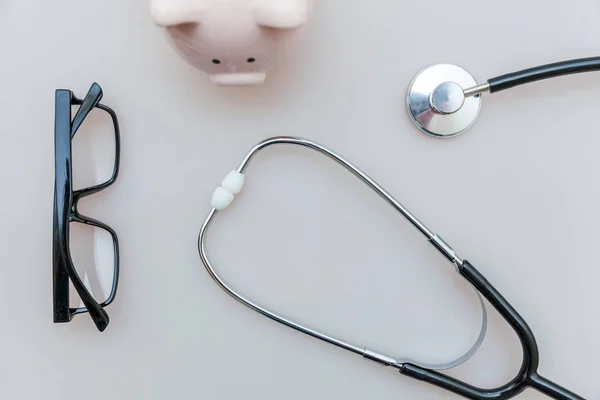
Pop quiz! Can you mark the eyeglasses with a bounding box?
[53,83,121,332]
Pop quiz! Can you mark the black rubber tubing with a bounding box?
[488,56,600,93]
[399,260,586,400]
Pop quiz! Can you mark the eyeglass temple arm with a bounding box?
[74,285,110,332]
[399,260,585,400]
[71,82,103,138]
[63,247,111,332]
[464,56,600,97]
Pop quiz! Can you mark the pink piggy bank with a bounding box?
[151,0,312,85]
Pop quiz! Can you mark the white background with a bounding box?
[1,1,599,399]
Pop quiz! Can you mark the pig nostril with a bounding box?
[212,59,221,64]
[247,58,256,63]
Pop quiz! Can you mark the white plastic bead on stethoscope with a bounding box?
[221,170,245,194]
[210,171,245,211]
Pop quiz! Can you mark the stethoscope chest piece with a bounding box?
[407,64,481,138]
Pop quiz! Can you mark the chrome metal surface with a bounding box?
[198,136,487,372]
[463,82,491,98]
[430,81,465,114]
[407,64,482,138]
[362,349,397,366]
[430,234,463,268]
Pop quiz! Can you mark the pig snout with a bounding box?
[210,72,267,86]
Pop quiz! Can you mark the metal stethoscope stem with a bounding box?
[463,82,490,98]
[407,56,600,138]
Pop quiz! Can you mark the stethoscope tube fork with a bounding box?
[401,259,583,400]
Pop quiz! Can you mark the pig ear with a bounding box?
[150,0,205,27]
[253,0,308,29]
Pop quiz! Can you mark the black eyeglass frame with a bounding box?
[52,83,121,332]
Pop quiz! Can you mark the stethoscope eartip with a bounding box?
[406,64,482,138]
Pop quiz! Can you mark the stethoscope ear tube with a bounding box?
[400,260,586,400]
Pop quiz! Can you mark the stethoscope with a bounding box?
[198,136,586,400]
[406,56,600,138]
